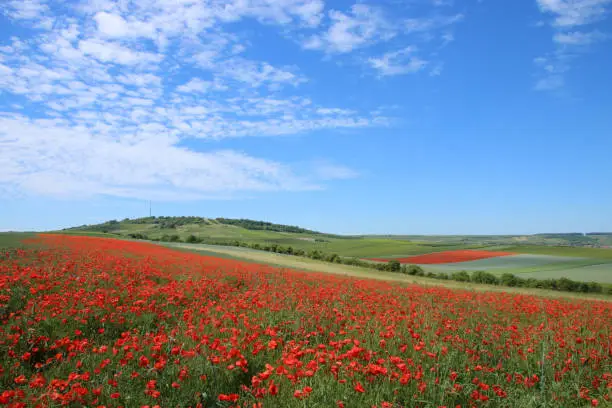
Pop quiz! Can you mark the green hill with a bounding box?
[58,217,479,258]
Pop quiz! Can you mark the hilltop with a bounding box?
[64,216,325,235]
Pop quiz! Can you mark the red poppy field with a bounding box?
[370,250,516,265]
[1,235,611,408]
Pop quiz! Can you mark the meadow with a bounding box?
[0,234,610,408]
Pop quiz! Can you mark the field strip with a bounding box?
[163,243,612,300]
[498,260,612,274]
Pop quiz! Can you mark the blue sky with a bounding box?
[1,0,611,235]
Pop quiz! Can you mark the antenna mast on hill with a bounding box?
[149,200,152,217]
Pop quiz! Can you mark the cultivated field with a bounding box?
[1,234,610,407]
[371,249,612,284]
[59,217,612,259]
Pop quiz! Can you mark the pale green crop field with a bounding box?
[422,254,612,284]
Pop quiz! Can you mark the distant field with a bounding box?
[422,254,585,271]
[422,254,612,284]
[371,249,514,264]
[516,263,612,284]
[497,245,612,259]
[0,232,35,249]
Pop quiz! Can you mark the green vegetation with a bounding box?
[215,218,324,234]
[59,217,485,258]
[0,233,35,250]
[500,245,612,259]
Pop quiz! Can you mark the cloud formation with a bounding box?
[534,0,611,91]
[0,0,381,200]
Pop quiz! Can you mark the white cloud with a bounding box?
[94,12,129,37]
[312,162,360,180]
[302,6,462,78]
[0,115,318,199]
[534,75,565,91]
[536,0,611,27]
[3,0,48,20]
[369,47,428,76]
[0,0,397,200]
[535,0,611,91]
[304,4,395,53]
[404,14,464,33]
[553,30,605,44]
[116,73,162,87]
[78,39,161,65]
[213,58,306,87]
[177,78,216,93]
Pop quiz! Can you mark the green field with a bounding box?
[422,255,612,284]
[0,232,34,249]
[496,245,612,259]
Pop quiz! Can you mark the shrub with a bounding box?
[326,253,340,263]
[308,250,323,260]
[451,271,471,282]
[185,235,201,244]
[386,260,401,272]
[500,273,522,287]
[587,282,603,293]
[557,278,580,292]
[471,271,500,285]
[404,265,424,276]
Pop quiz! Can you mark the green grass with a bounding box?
[0,232,35,249]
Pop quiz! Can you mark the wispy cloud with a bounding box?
[303,4,463,77]
[303,4,395,53]
[0,0,384,200]
[311,162,360,180]
[369,47,428,76]
[534,0,611,91]
[404,13,464,34]
[536,0,611,27]
[553,30,606,44]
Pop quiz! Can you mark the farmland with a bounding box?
[54,217,612,285]
[1,234,611,407]
[58,217,612,258]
